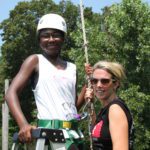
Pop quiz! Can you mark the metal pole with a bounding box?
[2,79,9,150]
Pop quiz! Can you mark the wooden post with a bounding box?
[2,79,9,150]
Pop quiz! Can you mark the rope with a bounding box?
[79,0,89,64]
[79,0,94,149]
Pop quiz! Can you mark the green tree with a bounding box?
[102,0,150,93]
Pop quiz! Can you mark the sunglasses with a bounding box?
[90,77,116,85]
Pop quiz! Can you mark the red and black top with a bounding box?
[91,98,134,150]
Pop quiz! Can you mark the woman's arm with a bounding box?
[109,104,129,150]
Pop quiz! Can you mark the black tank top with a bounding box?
[91,98,134,150]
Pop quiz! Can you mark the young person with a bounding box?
[5,13,85,149]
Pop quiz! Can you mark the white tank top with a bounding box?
[32,54,77,120]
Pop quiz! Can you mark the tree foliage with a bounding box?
[103,0,150,94]
[0,0,149,149]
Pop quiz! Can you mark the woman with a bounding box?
[85,61,133,150]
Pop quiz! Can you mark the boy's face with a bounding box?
[39,29,64,57]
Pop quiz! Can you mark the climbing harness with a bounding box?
[79,0,94,149]
[11,119,85,150]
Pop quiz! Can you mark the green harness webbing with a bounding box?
[37,119,85,150]
[38,119,78,130]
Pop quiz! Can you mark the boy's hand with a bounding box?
[18,123,36,143]
[85,63,93,75]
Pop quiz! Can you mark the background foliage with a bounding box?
[0,0,149,149]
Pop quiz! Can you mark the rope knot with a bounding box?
[82,41,88,48]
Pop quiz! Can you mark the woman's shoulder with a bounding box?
[109,103,125,115]
[109,98,130,113]
[108,98,132,125]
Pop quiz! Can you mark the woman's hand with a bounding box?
[84,88,94,101]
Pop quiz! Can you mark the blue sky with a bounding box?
[0,0,150,47]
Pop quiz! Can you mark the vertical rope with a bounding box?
[79,0,94,149]
[79,0,89,64]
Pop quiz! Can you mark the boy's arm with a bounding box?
[5,55,38,142]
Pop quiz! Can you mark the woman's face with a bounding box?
[91,68,118,102]
[39,29,64,58]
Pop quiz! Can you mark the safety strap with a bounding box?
[38,119,78,130]
[38,119,84,149]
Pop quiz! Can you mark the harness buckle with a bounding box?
[62,121,72,129]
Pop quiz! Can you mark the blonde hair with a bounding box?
[93,61,126,84]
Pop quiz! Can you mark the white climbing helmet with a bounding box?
[37,13,67,34]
